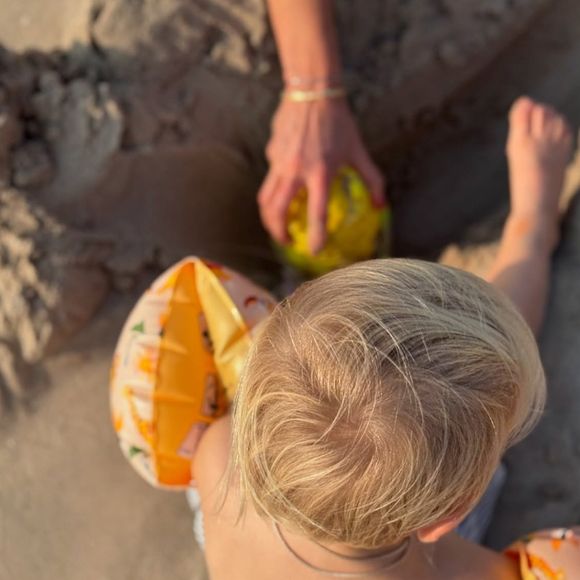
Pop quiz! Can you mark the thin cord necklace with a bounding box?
[273,522,411,578]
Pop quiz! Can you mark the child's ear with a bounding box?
[416,514,465,544]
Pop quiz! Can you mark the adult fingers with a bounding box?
[352,148,386,208]
[257,169,279,207]
[261,177,301,244]
[306,165,332,254]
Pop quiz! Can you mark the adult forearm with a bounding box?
[266,0,342,85]
[260,1,384,253]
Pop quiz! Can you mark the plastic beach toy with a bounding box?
[110,257,276,489]
[278,167,390,276]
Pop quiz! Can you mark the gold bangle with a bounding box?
[283,87,347,103]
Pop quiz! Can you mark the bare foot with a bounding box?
[507,97,573,222]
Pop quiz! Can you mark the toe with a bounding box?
[550,118,567,140]
[544,108,572,144]
[509,97,535,134]
[531,104,549,137]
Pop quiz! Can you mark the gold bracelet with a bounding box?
[283,87,347,103]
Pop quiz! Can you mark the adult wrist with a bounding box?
[284,73,344,89]
[282,86,347,103]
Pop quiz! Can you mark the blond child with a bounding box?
[193,98,577,579]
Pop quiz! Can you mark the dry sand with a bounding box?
[3,0,580,578]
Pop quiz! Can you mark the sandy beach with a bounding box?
[3,0,580,578]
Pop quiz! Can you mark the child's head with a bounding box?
[232,260,545,549]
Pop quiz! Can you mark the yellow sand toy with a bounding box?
[110,257,276,489]
[279,167,390,276]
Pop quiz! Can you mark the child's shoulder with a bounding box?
[193,415,233,494]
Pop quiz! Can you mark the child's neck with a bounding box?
[275,524,439,579]
[309,536,409,560]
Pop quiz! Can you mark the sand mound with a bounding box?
[0,188,110,403]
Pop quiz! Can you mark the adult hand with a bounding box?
[258,98,385,254]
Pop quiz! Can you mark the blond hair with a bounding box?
[232,259,545,549]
